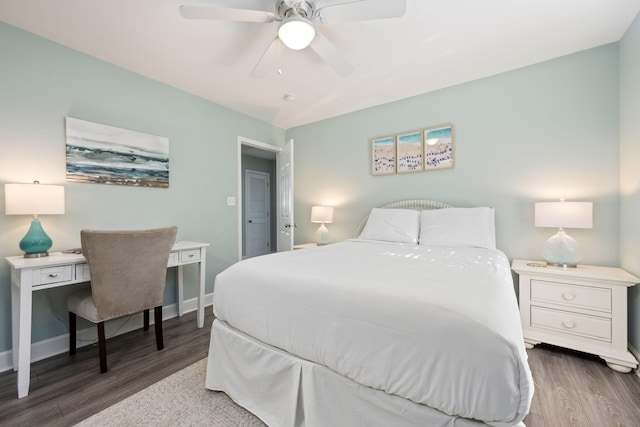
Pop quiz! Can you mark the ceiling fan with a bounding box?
[179,0,407,77]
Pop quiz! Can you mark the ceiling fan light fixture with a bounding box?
[278,16,315,50]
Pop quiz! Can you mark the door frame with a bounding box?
[237,136,281,262]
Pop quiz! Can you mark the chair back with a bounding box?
[81,226,178,321]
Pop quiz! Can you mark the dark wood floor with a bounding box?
[1,310,639,426]
[0,309,214,427]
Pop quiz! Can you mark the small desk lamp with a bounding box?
[5,181,65,258]
[535,200,592,267]
[311,205,334,245]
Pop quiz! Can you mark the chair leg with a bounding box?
[69,312,77,355]
[143,309,150,331]
[97,322,107,373]
[154,306,164,351]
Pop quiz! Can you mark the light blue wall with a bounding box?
[620,11,640,351]
[287,44,620,270]
[0,23,284,352]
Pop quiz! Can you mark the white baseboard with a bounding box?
[0,294,213,374]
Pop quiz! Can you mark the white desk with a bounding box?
[5,240,209,398]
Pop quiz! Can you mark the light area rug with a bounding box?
[74,359,266,427]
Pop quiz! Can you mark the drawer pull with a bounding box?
[188,254,195,258]
[562,319,575,329]
[48,273,58,278]
[562,292,575,301]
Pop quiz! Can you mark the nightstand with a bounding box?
[512,259,639,373]
[293,243,319,250]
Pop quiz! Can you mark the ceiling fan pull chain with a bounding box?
[278,39,283,75]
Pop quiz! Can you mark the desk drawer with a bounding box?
[168,251,179,266]
[531,280,611,312]
[531,306,611,342]
[180,249,201,263]
[75,263,91,282]
[34,265,73,286]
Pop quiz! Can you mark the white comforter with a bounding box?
[213,240,533,426]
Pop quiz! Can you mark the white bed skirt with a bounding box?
[206,320,524,427]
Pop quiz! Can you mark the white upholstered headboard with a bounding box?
[354,199,454,237]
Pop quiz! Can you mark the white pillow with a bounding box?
[419,207,496,249]
[358,208,420,244]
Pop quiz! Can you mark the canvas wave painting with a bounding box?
[66,117,169,188]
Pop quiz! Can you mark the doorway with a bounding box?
[239,137,278,260]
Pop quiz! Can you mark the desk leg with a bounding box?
[197,248,206,328]
[11,281,19,372]
[13,281,33,398]
[176,265,184,317]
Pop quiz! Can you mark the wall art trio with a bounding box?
[371,124,454,176]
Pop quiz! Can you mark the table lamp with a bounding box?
[311,205,334,245]
[534,200,592,267]
[5,181,65,258]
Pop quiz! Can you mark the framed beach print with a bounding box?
[66,117,169,188]
[396,130,423,173]
[424,124,454,171]
[371,135,396,176]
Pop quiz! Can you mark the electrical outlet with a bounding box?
[227,196,236,207]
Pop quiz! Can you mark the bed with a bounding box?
[205,200,534,427]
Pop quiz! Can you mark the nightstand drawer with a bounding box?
[34,265,73,286]
[531,306,611,342]
[531,280,611,312]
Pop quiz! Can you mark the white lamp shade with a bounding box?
[534,201,592,229]
[5,183,65,215]
[278,17,315,50]
[311,205,334,223]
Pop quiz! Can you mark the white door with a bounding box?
[245,170,270,258]
[277,139,294,252]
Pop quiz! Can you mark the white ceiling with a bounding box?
[1,0,639,129]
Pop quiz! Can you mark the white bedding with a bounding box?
[211,239,533,426]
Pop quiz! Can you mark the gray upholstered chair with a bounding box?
[67,226,178,373]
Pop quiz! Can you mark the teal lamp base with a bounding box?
[19,218,53,258]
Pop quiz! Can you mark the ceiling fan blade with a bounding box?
[317,0,364,8]
[308,32,353,76]
[317,0,406,24]
[179,5,275,23]
[251,37,281,78]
